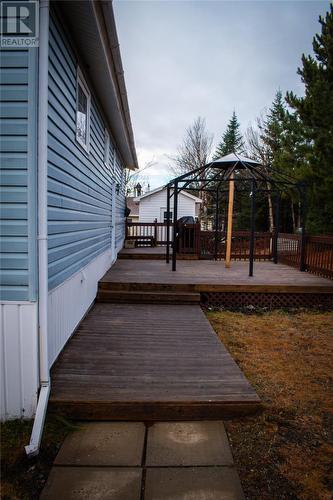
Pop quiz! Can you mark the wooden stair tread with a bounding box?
[97,289,201,304]
[98,290,200,297]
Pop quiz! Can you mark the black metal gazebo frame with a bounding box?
[165,153,306,276]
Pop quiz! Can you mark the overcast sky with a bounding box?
[114,0,330,188]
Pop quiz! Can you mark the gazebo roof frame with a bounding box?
[164,152,307,276]
[167,152,302,197]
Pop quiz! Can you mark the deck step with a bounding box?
[119,252,166,260]
[97,290,200,304]
[49,400,262,421]
[119,253,199,260]
[98,281,196,292]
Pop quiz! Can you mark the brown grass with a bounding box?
[207,310,333,500]
[1,416,77,500]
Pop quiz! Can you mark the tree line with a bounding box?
[171,4,333,235]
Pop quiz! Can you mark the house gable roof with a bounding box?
[135,186,202,203]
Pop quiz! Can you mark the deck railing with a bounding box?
[278,233,333,279]
[200,230,272,260]
[126,221,173,245]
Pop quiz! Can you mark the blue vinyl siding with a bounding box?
[0,49,37,301]
[47,12,126,290]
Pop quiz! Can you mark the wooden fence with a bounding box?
[278,233,333,280]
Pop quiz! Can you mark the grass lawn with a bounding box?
[207,310,333,500]
[1,416,77,500]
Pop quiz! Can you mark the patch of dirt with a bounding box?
[207,310,333,500]
[1,416,78,500]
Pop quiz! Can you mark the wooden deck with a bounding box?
[50,258,332,420]
[49,304,261,420]
[100,259,333,292]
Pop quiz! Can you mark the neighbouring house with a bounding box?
[126,197,139,222]
[0,0,137,425]
[135,186,202,223]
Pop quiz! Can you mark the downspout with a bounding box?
[25,0,50,457]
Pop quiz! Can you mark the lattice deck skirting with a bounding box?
[200,292,333,311]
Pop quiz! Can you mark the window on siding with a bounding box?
[104,129,110,166]
[76,69,90,151]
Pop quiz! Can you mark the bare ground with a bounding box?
[207,310,333,500]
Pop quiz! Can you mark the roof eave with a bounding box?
[56,0,138,170]
[99,1,138,170]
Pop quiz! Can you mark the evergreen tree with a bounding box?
[258,90,310,231]
[286,4,333,233]
[214,111,245,158]
[260,90,286,167]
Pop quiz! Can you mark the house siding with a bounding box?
[139,189,198,223]
[47,12,125,290]
[0,49,37,301]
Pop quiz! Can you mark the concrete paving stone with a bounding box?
[54,422,145,466]
[144,467,245,500]
[145,421,234,466]
[40,467,142,500]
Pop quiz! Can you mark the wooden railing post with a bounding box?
[196,222,201,257]
[154,220,157,247]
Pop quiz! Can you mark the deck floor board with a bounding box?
[50,304,260,419]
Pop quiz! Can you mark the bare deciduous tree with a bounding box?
[169,117,213,178]
[125,160,156,196]
[169,117,213,217]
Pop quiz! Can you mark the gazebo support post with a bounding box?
[225,173,235,268]
[273,193,280,264]
[214,190,219,261]
[249,180,256,277]
[299,187,307,272]
[172,181,178,271]
[166,184,171,264]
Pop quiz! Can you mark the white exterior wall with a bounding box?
[0,302,39,419]
[139,189,198,222]
[47,247,115,367]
